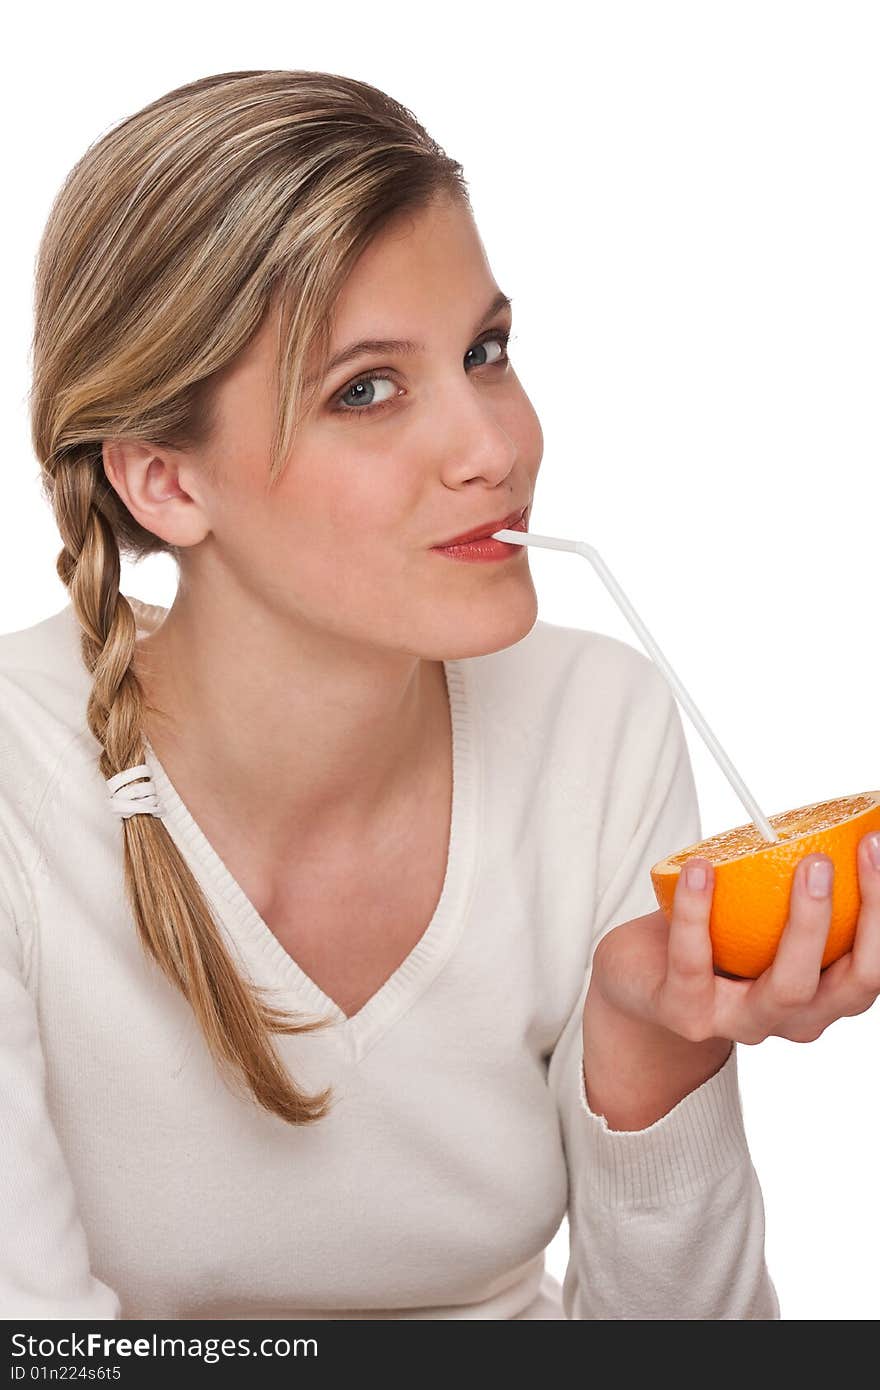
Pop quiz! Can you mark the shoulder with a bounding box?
[459,618,680,819]
[462,616,670,727]
[0,602,94,847]
[0,601,92,746]
[0,599,90,703]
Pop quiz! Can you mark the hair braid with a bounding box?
[51,458,335,1126]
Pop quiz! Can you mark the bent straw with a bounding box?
[492,527,779,844]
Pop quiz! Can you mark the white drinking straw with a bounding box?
[492,527,779,844]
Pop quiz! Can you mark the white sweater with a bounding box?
[0,596,779,1321]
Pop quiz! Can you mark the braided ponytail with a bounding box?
[52,457,334,1124]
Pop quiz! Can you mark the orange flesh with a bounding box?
[657,792,878,870]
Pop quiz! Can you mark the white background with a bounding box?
[3,2,878,1320]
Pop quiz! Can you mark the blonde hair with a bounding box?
[29,70,469,1125]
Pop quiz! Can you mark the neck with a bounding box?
[130,583,448,855]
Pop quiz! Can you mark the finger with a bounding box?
[754,854,833,1015]
[835,830,880,1013]
[754,833,880,1043]
[660,857,716,1026]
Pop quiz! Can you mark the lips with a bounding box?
[433,505,527,548]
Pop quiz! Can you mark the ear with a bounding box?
[102,439,211,547]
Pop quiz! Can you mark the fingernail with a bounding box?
[685,861,707,891]
[868,832,880,870]
[807,859,832,898]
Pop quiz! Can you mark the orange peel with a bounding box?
[650,791,880,978]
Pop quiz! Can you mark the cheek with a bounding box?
[232,463,400,588]
[293,441,417,539]
[512,388,544,469]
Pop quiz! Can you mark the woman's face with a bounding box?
[181,192,543,660]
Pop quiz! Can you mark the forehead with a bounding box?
[330,197,493,333]
[233,198,502,400]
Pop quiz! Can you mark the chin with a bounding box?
[435,581,539,661]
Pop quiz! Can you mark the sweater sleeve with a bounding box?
[0,835,122,1319]
[545,659,780,1320]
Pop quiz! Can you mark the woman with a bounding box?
[2,69,878,1321]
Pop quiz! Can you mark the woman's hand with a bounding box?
[590,832,880,1046]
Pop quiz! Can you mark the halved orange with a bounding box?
[650,791,880,979]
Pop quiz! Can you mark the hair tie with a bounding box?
[106,763,162,819]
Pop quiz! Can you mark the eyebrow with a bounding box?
[313,290,513,383]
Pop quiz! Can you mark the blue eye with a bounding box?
[330,327,513,420]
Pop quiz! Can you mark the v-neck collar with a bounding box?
[125,594,482,1064]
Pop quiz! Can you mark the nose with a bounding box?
[433,376,517,487]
